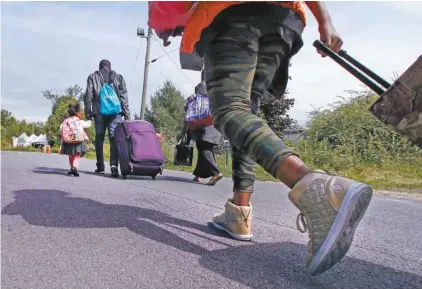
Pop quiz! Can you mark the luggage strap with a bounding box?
[313,40,391,96]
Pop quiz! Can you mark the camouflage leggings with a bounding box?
[204,21,299,193]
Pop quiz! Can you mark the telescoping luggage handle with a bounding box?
[312,40,392,96]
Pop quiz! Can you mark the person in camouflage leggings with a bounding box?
[200,2,374,276]
[204,22,300,193]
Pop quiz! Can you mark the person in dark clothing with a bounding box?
[185,82,223,185]
[191,128,223,185]
[84,59,130,178]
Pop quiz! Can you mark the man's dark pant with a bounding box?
[94,114,122,170]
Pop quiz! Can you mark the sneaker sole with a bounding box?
[212,221,253,241]
[308,182,373,276]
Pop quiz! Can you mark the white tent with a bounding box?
[34,134,48,146]
[12,133,48,147]
[14,133,31,147]
[29,134,38,144]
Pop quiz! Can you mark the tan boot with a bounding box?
[212,199,253,241]
[288,171,373,276]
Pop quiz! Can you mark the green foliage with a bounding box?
[154,89,422,190]
[43,84,84,111]
[0,109,45,148]
[300,90,421,167]
[3,146,38,152]
[43,85,94,146]
[144,80,186,140]
[259,90,295,137]
[44,96,79,142]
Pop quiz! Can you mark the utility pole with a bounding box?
[140,27,152,120]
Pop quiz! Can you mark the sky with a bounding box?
[1,1,422,125]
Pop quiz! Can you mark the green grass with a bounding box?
[160,142,276,181]
[160,142,422,191]
[3,142,421,191]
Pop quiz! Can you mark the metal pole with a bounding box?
[140,27,152,120]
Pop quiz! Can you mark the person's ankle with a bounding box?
[276,156,313,188]
[233,191,251,207]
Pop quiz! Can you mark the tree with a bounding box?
[259,90,295,137]
[65,84,85,106]
[43,85,84,112]
[43,85,94,145]
[285,119,304,133]
[64,84,83,99]
[1,109,12,126]
[42,89,60,104]
[44,96,80,142]
[0,109,45,148]
[145,80,186,139]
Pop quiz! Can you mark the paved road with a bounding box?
[1,151,421,289]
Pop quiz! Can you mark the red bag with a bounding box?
[148,1,198,33]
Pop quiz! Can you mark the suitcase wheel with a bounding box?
[122,174,127,179]
[151,175,156,180]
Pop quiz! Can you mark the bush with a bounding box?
[300,91,421,168]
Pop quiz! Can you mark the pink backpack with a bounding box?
[61,117,87,144]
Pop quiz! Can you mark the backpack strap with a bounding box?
[96,71,105,84]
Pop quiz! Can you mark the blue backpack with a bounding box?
[98,72,121,116]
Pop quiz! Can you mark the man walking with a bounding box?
[84,59,130,177]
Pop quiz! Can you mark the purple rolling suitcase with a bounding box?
[114,120,165,180]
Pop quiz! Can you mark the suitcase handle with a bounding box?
[313,40,392,96]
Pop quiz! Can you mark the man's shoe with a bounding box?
[288,171,373,276]
[212,199,253,241]
[95,168,105,174]
[111,166,119,178]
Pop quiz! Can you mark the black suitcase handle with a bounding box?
[313,40,392,96]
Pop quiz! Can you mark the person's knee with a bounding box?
[95,131,105,141]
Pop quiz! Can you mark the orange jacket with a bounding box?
[180,1,307,54]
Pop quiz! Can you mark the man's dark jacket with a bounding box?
[84,69,130,119]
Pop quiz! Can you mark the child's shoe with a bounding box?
[72,167,80,177]
[212,199,253,241]
[288,171,373,276]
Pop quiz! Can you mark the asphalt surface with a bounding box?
[1,151,422,289]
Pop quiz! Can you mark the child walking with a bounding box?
[150,1,373,276]
[60,103,91,177]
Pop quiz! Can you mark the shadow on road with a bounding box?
[32,167,193,183]
[2,189,225,255]
[199,242,422,289]
[3,189,421,289]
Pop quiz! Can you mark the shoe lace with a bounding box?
[296,213,308,233]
